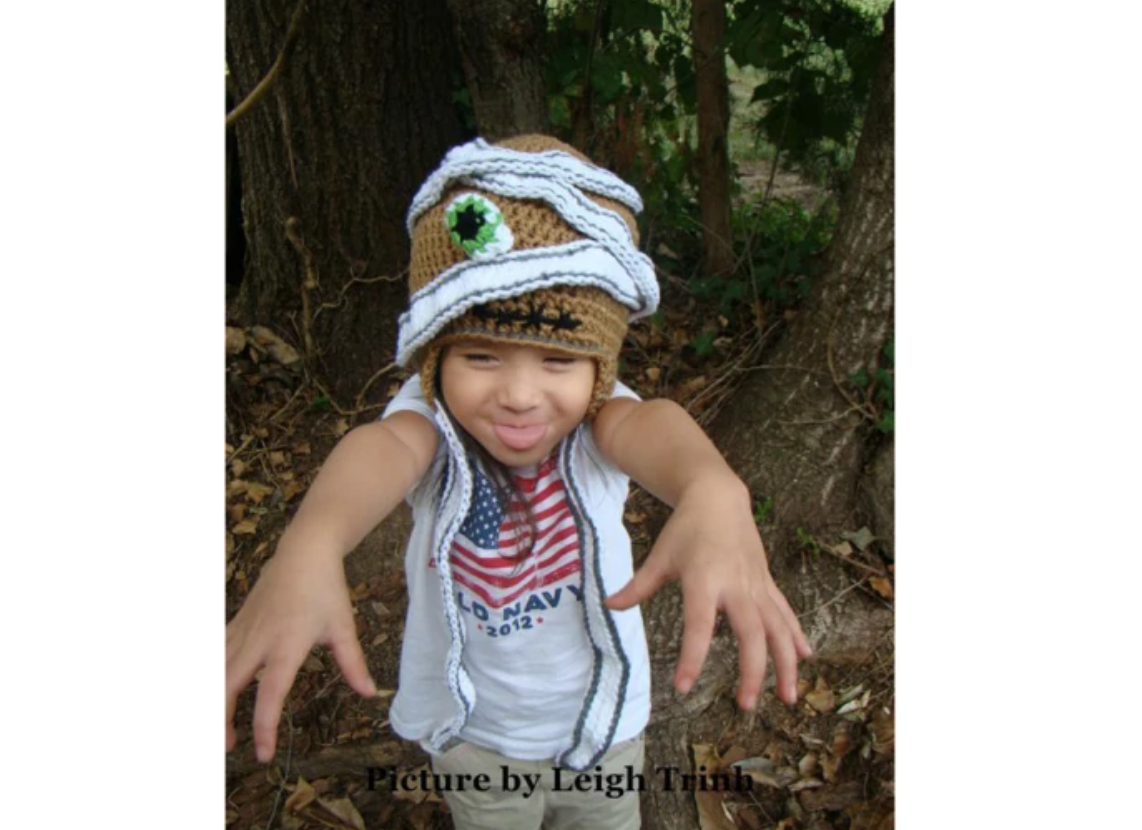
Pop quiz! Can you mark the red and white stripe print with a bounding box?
[450,453,581,609]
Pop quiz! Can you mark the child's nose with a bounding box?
[497,367,541,411]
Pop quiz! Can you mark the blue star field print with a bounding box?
[460,465,505,548]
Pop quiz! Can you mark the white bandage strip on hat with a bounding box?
[396,240,641,367]
[407,138,643,231]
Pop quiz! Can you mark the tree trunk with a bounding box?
[446,0,549,140]
[691,0,735,276]
[226,0,466,402]
[641,10,895,830]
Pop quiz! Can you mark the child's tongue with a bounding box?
[493,423,546,450]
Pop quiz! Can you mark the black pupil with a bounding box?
[454,204,485,241]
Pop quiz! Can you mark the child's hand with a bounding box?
[226,545,377,762]
[605,474,811,709]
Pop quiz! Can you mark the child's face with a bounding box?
[439,340,596,467]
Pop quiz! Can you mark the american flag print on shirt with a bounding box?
[449,453,581,609]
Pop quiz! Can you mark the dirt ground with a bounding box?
[224,163,893,830]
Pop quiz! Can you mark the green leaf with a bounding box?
[849,368,869,388]
[750,77,789,103]
[590,55,625,104]
[611,0,662,33]
[310,395,332,412]
[876,410,894,434]
[549,95,571,129]
[691,330,717,356]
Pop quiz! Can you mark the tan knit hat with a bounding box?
[398,134,659,420]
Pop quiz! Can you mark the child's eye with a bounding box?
[544,357,577,368]
[463,353,496,364]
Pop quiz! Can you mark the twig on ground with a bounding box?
[269,380,308,423]
[797,578,866,620]
[814,544,888,577]
[354,362,398,409]
[226,0,310,128]
[312,379,387,418]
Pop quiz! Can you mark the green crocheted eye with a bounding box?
[444,194,514,259]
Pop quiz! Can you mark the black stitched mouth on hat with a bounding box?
[471,302,583,333]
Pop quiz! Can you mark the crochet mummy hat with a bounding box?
[398,134,660,419]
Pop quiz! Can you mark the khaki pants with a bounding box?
[430,736,644,830]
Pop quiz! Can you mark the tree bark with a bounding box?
[641,9,895,830]
[691,0,735,276]
[226,0,466,401]
[446,0,549,140]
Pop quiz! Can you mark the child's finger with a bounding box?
[327,617,378,698]
[225,641,261,752]
[252,647,306,762]
[768,583,812,657]
[760,603,800,704]
[604,554,670,611]
[725,596,767,709]
[674,582,717,693]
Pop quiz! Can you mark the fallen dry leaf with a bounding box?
[232,517,259,535]
[249,325,302,367]
[691,743,736,830]
[831,541,854,557]
[869,707,894,755]
[789,776,824,793]
[231,458,248,477]
[227,480,249,499]
[309,795,366,830]
[285,777,317,813]
[719,745,748,769]
[732,756,797,789]
[821,754,842,782]
[679,375,708,397]
[798,752,820,778]
[269,451,287,466]
[302,654,324,673]
[805,688,836,714]
[392,764,435,804]
[692,743,721,774]
[831,725,853,759]
[226,327,247,356]
[695,790,736,830]
[645,366,661,382]
[869,577,894,599]
[840,527,875,552]
[245,482,275,504]
[293,442,312,456]
[737,806,762,830]
[333,419,351,438]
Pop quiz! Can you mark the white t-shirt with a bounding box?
[382,376,651,765]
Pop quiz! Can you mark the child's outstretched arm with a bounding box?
[226,411,438,762]
[593,398,812,711]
